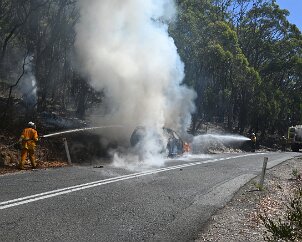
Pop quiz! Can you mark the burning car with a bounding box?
[130,126,184,158]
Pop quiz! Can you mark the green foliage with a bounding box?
[171,0,302,134]
[1,0,302,132]
[252,180,265,191]
[260,188,302,241]
[0,0,102,124]
[291,168,301,180]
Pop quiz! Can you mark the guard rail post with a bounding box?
[259,157,268,189]
[63,138,72,165]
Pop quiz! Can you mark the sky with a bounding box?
[275,0,302,31]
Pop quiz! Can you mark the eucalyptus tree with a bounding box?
[0,0,93,126]
[0,0,47,80]
[171,0,222,133]
[171,0,259,133]
[236,0,302,134]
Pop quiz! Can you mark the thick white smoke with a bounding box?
[75,0,195,166]
[18,55,37,107]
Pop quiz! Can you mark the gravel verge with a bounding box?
[196,156,302,242]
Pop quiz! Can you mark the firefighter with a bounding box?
[280,135,287,152]
[18,122,39,169]
[250,133,257,152]
[183,142,191,153]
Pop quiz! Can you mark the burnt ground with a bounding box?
[0,129,117,174]
[0,132,68,174]
[0,124,292,174]
[0,112,287,174]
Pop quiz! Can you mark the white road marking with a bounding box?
[0,153,265,210]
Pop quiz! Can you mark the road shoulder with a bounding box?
[196,156,302,242]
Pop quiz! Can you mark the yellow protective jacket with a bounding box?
[20,128,39,149]
[251,136,256,143]
[183,143,191,153]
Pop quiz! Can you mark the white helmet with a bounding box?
[28,121,35,127]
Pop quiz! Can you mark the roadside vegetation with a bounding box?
[171,0,302,136]
[0,0,301,189]
[0,2,301,240]
[198,158,302,242]
[0,0,301,137]
[260,174,302,241]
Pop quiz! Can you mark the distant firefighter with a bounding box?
[183,142,191,153]
[19,122,39,169]
[250,133,256,152]
[280,135,287,152]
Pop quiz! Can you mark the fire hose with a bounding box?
[1,125,123,151]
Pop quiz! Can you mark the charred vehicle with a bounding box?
[288,125,302,152]
[130,126,184,157]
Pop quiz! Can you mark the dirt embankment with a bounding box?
[0,130,68,174]
[0,128,115,175]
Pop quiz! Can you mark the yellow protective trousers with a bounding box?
[20,148,37,169]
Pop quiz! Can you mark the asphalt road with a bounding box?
[0,152,300,241]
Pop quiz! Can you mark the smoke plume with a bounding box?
[18,55,37,107]
[75,0,195,156]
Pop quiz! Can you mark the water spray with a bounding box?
[197,134,251,142]
[191,133,251,154]
[41,125,123,138]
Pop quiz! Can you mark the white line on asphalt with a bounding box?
[0,153,265,210]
